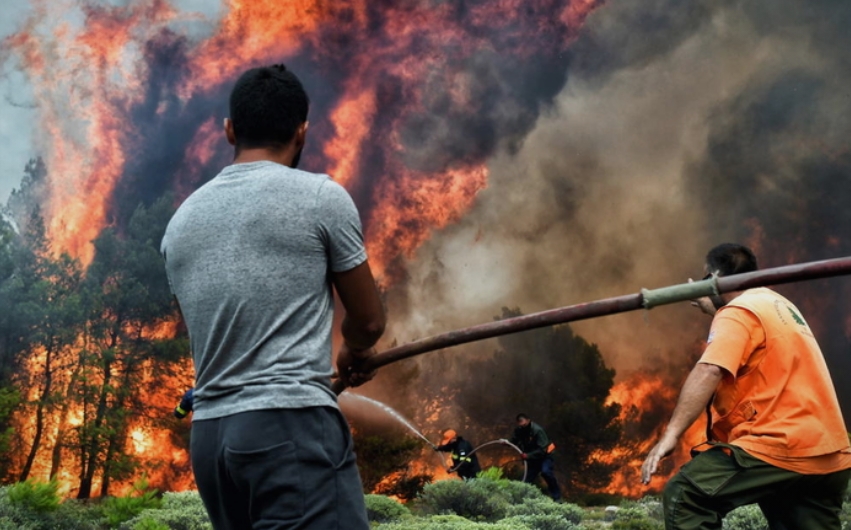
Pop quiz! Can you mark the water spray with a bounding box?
[340,393,434,446]
[333,255,851,394]
[339,393,446,471]
[447,439,529,483]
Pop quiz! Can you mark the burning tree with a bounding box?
[0,173,190,497]
[71,197,179,498]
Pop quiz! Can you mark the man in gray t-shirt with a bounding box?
[161,65,385,530]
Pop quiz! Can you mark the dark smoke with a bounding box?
[102,0,587,265]
[381,0,851,484]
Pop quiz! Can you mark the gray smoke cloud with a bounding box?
[382,0,851,419]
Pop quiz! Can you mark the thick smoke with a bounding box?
[384,0,851,442]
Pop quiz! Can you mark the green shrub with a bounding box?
[611,505,663,530]
[377,514,530,529]
[577,522,608,530]
[131,517,170,530]
[507,497,584,525]
[722,504,768,530]
[120,491,212,530]
[636,496,663,521]
[476,467,505,481]
[0,484,102,530]
[418,479,509,522]
[7,478,61,513]
[160,491,207,512]
[365,494,409,523]
[56,500,107,530]
[103,478,161,527]
[481,479,544,506]
[501,514,577,530]
[841,500,851,530]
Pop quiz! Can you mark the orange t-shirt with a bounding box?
[699,288,851,474]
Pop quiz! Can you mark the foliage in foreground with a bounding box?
[416,470,548,521]
[120,491,212,530]
[364,493,410,523]
[0,481,102,530]
[1,478,851,529]
[102,478,161,527]
[413,472,588,530]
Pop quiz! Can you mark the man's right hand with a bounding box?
[688,278,717,316]
[336,343,377,388]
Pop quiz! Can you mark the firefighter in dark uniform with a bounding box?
[435,429,481,480]
[510,413,561,501]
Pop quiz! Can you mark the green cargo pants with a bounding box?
[663,444,851,530]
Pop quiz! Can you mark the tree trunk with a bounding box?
[77,356,112,499]
[19,344,54,482]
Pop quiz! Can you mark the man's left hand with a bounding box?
[336,343,377,388]
[640,434,678,485]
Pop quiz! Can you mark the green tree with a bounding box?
[13,212,86,482]
[72,196,179,498]
[458,307,623,496]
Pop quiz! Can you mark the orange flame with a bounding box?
[6,0,602,277]
[600,374,706,497]
[4,0,604,495]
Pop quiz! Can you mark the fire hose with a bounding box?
[446,438,529,483]
[332,255,851,394]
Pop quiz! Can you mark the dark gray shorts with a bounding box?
[191,407,369,530]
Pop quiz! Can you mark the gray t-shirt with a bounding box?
[161,161,367,420]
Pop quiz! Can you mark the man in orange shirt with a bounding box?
[641,243,851,530]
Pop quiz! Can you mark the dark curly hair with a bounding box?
[228,64,309,152]
[706,243,758,276]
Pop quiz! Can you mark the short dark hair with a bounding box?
[705,243,758,276]
[229,64,309,151]
[516,413,529,422]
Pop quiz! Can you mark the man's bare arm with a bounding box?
[331,261,386,351]
[641,362,723,484]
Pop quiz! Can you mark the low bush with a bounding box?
[610,504,663,530]
[103,478,161,527]
[418,479,509,522]
[0,483,101,530]
[722,504,768,530]
[365,493,409,523]
[501,514,577,530]
[842,500,851,530]
[376,513,529,529]
[507,496,584,525]
[120,491,211,530]
[7,478,61,513]
[476,467,505,481]
[481,478,545,506]
[129,518,170,530]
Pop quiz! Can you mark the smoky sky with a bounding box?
[386,0,851,435]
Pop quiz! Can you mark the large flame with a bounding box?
[600,374,706,497]
[3,0,607,495]
[5,0,601,279]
